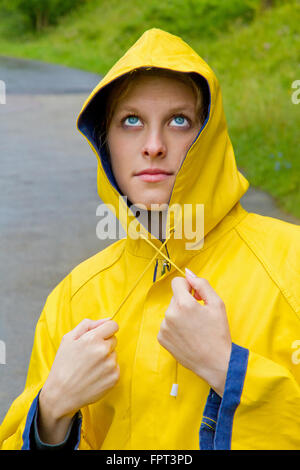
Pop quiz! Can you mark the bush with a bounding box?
[1,0,88,32]
[142,0,263,39]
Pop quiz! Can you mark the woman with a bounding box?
[1,28,300,451]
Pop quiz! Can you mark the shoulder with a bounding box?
[69,238,125,298]
[235,212,300,313]
[41,238,126,338]
[235,211,300,256]
[44,238,126,309]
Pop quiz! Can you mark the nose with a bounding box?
[141,129,167,159]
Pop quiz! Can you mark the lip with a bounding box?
[137,173,171,182]
[136,168,172,175]
[135,168,173,182]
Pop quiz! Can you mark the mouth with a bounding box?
[135,168,173,183]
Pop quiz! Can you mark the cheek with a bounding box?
[108,129,140,157]
[176,131,200,165]
[108,135,133,172]
[171,137,193,169]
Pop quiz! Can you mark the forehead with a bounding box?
[116,75,197,109]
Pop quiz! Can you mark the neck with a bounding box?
[130,204,168,242]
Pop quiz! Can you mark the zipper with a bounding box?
[153,242,171,282]
[161,260,171,276]
[162,243,171,275]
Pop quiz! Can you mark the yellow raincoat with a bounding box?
[1,28,300,451]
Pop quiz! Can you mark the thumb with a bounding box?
[185,268,216,305]
[71,317,111,340]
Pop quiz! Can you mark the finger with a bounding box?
[71,318,111,340]
[184,269,217,305]
[188,286,203,301]
[193,291,203,301]
[109,350,117,363]
[94,320,119,339]
[105,335,118,354]
[184,275,203,301]
[171,276,196,306]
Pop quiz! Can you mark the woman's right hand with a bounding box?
[38,318,120,444]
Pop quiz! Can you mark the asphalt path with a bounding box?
[0,56,299,425]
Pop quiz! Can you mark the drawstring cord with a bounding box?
[139,231,194,398]
[109,226,177,322]
[140,232,185,276]
[109,224,188,398]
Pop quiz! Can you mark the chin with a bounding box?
[131,199,169,211]
[127,185,172,210]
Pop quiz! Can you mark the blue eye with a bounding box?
[122,114,189,127]
[124,115,140,126]
[172,116,189,127]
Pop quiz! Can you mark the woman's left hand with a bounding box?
[157,270,232,397]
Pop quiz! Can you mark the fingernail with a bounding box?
[185,267,197,278]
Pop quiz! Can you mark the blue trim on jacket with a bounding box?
[21,391,40,450]
[153,259,159,282]
[199,343,249,450]
[21,391,82,450]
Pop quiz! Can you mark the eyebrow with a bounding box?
[117,105,196,116]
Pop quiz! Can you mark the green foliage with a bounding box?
[0,0,87,32]
[142,0,261,39]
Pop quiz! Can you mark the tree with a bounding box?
[3,0,87,32]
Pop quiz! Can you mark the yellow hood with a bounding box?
[76,27,249,274]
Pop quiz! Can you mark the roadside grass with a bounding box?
[0,1,299,217]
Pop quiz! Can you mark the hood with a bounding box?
[76,28,249,281]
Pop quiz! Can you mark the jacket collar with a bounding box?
[123,201,249,273]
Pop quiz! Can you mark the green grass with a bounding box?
[0,0,299,217]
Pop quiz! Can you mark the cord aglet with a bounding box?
[170,383,178,397]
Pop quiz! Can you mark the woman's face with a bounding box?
[107,75,201,209]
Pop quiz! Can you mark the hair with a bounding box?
[95,67,209,160]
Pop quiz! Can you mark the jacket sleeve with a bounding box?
[31,398,82,450]
[0,310,56,449]
[199,343,300,450]
[0,274,85,450]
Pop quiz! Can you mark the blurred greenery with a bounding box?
[0,0,299,217]
[0,0,87,32]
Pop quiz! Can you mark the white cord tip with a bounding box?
[170,383,178,397]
